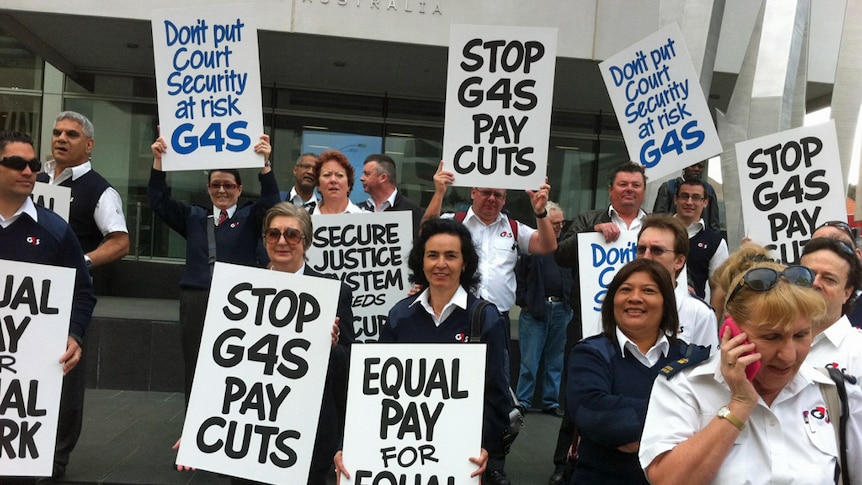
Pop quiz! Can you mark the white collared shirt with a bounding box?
[410,286,468,327]
[0,197,38,228]
[608,205,647,232]
[807,314,862,376]
[676,289,720,350]
[368,188,398,212]
[288,187,317,206]
[41,159,128,235]
[442,208,535,311]
[212,204,238,225]
[615,327,670,367]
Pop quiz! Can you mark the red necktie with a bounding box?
[217,210,228,226]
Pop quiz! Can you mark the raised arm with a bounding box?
[421,161,453,225]
[526,178,556,255]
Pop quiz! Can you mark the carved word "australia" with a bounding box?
[303,0,442,15]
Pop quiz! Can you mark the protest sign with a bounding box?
[577,232,638,338]
[736,120,846,264]
[341,343,485,484]
[307,212,412,342]
[442,25,557,190]
[30,183,70,222]
[177,262,338,483]
[600,23,721,180]
[0,260,74,477]
[152,4,264,171]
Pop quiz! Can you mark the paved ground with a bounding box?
[50,389,562,485]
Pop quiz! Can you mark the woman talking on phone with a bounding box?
[639,259,862,484]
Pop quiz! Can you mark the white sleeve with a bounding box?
[846,382,862,484]
[709,239,730,276]
[516,220,536,254]
[639,373,702,472]
[94,186,128,235]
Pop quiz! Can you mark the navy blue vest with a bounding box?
[688,227,722,298]
[38,170,112,253]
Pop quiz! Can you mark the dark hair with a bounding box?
[802,237,862,315]
[638,214,690,260]
[408,218,480,292]
[0,131,34,153]
[316,149,355,194]
[295,153,318,166]
[675,176,709,198]
[607,161,647,187]
[601,259,680,345]
[365,153,397,184]
[208,169,242,186]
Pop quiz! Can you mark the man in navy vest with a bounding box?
[0,130,96,480]
[672,177,727,299]
[37,111,129,478]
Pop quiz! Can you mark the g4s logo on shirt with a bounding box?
[26,236,40,246]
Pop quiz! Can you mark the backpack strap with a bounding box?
[817,367,852,485]
[470,299,493,343]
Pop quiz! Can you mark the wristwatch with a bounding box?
[84,255,93,269]
[717,405,745,431]
[535,209,548,219]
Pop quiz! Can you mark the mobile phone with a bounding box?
[719,317,761,380]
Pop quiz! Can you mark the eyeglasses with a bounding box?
[264,227,304,245]
[208,182,238,191]
[816,220,855,243]
[726,265,815,305]
[0,156,41,172]
[477,189,506,199]
[636,244,674,257]
[676,193,705,202]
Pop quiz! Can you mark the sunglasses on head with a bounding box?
[264,227,304,245]
[817,220,855,243]
[0,156,41,172]
[726,265,815,305]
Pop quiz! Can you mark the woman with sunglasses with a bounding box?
[566,258,709,485]
[640,260,862,484]
[257,201,355,484]
[801,237,862,376]
[312,149,364,214]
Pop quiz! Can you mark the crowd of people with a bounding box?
[2,116,862,485]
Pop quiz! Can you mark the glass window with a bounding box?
[0,30,43,90]
[0,94,42,151]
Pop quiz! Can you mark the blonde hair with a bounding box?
[725,261,826,331]
[712,242,773,293]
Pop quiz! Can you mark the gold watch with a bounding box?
[717,405,745,431]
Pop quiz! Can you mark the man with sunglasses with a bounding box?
[636,215,719,350]
[0,130,96,480]
[423,161,557,485]
[148,134,279,435]
[800,237,862,375]
[672,177,728,299]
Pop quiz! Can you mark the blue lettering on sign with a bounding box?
[590,241,637,311]
[171,121,251,155]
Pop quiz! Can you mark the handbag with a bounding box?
[469,299,525,454]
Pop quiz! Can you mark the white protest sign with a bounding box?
[307,212,412,342]
[30,183,71,222]
[0,260,74,477]
[577,232,638,338]
[341,344,485,484]
[599,23,721,180]
[152,4,264,171]
[736,120,846,264]
[442,25,557,190]
[177,262,337,483]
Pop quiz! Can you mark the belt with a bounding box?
[546,296,563,302]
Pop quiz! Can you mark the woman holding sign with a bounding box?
[639,259,862,484]
[334,218,503,482]
[262,201,355,485]
[565,258,710,484]
[312,149,364,215]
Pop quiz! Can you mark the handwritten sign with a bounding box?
[341,344,484,484]
[442,25,557,190]
[307,212,412,342]
[152,4,264,171]
[1,260,74,477]
[600,23,721,180]
[177,263,337,483]
[30,183,70,222]
[736,121,846,264]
